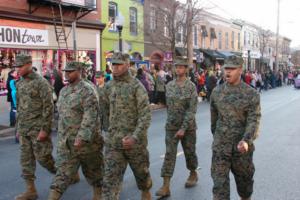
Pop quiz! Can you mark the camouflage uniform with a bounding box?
[210,57,261,200]
[16,58,56,180]
[95,71,109,132]
[161,77,198,177]
[102,54,152,200]
[50,63,103,195]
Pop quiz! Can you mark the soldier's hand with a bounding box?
[175,129,185,139]
[237,141,249,154]
[74,138,83,149]
[37,131,48,142]
[122,136,136,150]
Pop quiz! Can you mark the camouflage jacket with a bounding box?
[16,71,53,136]
[57,80,101,144]
[210,82,261,149]
[165,78,198,131]
[103,71,151,149]
[96,85,109,132]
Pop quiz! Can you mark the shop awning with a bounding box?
[218,51,235,58]
[199,49,226,60]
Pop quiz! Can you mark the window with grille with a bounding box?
[130,7,138,35]
[108,2,117,31]
[150,7,156,32]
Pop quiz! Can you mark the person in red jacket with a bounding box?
[244,71,252,85]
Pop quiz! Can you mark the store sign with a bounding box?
[242,50,261,59]
[0,26,48,46]
[164,51,173,62]
[62,0,85,6]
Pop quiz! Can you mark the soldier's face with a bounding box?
[175,65,187,77]
[224,66,243,85]
[65,70,80,83]
[17,63,32,77]
[96,76,104,85]
[112,63,129,77]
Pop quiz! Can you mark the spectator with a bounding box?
[154,64,166,105]
[136,68,150,92]
[6,69,18,127]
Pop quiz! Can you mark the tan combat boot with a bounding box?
[155,177,171,198]
[15,180,38,200]
[141,190,151,200]
[185,170,198,188]
[70,172,80,185]
[241,198,251,200]
[47,189,62,200]
[92,186,102,200]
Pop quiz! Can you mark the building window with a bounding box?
[231,31,235,50]
[150,7,156,31]
[194,26,198,46]
[108,2,118,31]
[210,28,216,49]
[248,33,251,45]
[176,25,183,44]
[163,12,169,37]
[238,33,241,50]
[225,32,229,49]
[218,31,222,49]
[201,26,208,48]
[244,31,247,46]
[129,7,138,35]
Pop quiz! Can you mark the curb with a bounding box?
[0,127,16,139]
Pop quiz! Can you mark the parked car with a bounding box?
[294,74,300,88]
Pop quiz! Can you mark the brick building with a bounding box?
[0,0,105,73]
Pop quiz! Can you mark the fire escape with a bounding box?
[51,1,69,49]
[27,0,96,50]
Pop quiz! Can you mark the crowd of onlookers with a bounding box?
[2,62,300,123]
[125,64,300,107]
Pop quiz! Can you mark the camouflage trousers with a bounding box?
[102,146,152,200]
[50,139,103,194]
[19,133,56,181]
[211,148,255,200]
[161,129,198,177]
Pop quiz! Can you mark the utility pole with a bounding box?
[72,21,77,60]
[186,0,193,68]
[275,0,280,71]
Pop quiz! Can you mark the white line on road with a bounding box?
[160,151,184,159]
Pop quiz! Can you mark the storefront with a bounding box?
[0,18,104,83]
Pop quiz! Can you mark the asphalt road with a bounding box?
[1,86,300,200]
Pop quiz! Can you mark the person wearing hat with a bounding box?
[210,56,261,200]
[14,54,56,200]
[48,61,103,200]
[102,52,152,200]
[156,58,199,198]
[95,71,109,132]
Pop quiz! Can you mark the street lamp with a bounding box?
[115,14,125,53]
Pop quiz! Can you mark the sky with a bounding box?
[181,0,300,47]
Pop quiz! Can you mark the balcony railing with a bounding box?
[29,0,96,10]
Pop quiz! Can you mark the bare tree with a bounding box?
[144,0,202,61]
[258,28,272,71]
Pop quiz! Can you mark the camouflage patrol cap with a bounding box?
[95,71,104,78]
[174,58,189,67]
[223,55,244,68]
[13,54,32,67]
[111,52,129,65]
[62,61,83,71]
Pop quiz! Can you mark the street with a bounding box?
[1,86,300,200]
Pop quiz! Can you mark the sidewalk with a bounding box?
[0,96,15,140]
